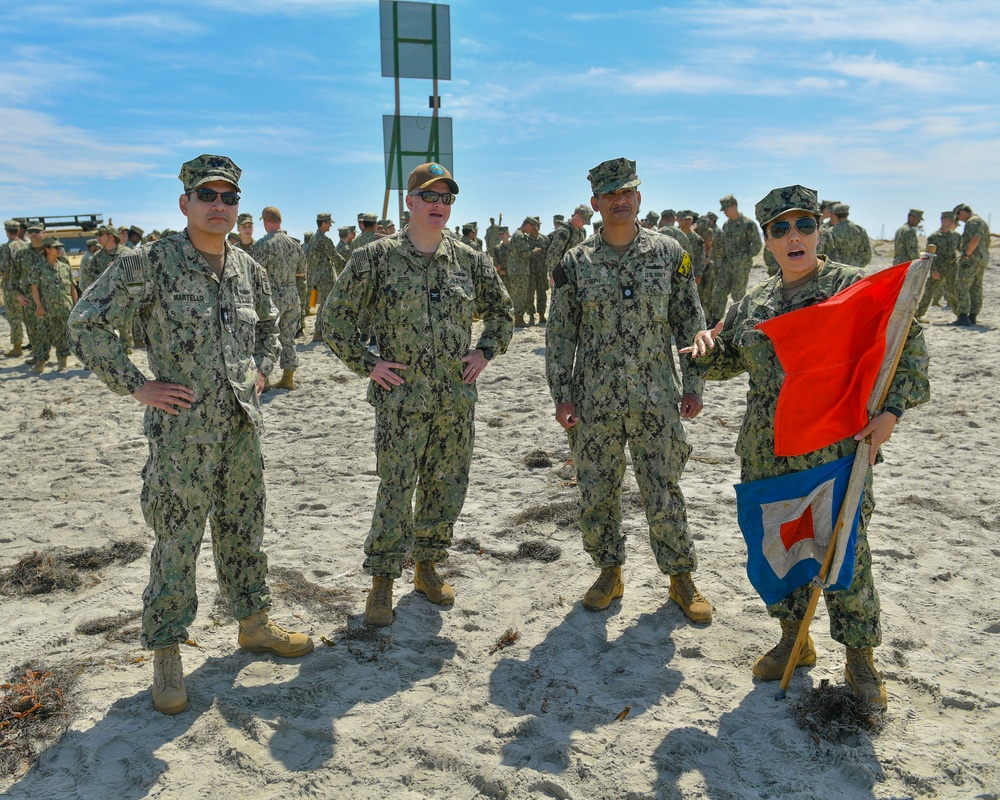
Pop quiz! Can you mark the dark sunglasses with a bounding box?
[191,188,240,206]
[769,218,818,239]
[411,190,455,205]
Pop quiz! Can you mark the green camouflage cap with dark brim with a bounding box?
[755,185,820,227]
[574,204,594,222]
[3,219,21,230]
[317,213,333,223]
[719,194,738,210]
[587,157,640,195]
[26,222,45,232]
[237,213,254,225]
[42,235,64,248]
[908,209,924,221]
[178,154,242,192]
[941,211,956,220]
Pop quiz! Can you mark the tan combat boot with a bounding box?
[753,618,817,680]
[365,576,394,627]
[3,344,22,357]
[414,561,455,605]
[845,646,888,707]
[238,611,314,657]
[30,359,44,375]
[56,356,67,371]
[271,369,296,391]
[152,644,187,715]
[582,566,624,611]
[668,572,713,623]
[514,314,527,328]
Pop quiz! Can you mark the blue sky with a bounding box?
[2,0,998,243]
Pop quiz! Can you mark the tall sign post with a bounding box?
[379,1,453,223]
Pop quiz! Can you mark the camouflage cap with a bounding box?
[317,212,333,223]
[523,216,541,228]
[260,206,281,222]
[129,225,144,237]
[337,226,351,234]
[908,209,924,221]
[349,225,357,232]
[644,210,659,223]
[237,213,254,225]
[819,199,839,212]
[462,221,477,233]
[574,204,594,222]
[661,209,675,218]
[178,153,241,192]
[303,232,313,240]
[42,235,63,248]
[706,211,718,221]
[755,185,821,227]
[26,221,44,232]
[97,224,120,240]
[359,213,378,224]
[86,238,98,246]
[719,194,738,210]
[953,203,972,215]
[678,209,695,220]
[382,219,395,227]
[3,219,20,230]
[553,214,565,223]
[941,210,956,220]
[831,203,850,216]
[588,157,640,195]
[499,225,509,233]
[406,162,459,194]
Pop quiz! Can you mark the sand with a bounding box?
[0,243,998,800]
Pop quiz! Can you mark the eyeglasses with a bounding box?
[410,190,455,205]
[769,218,818,239]
[190,188,240,206]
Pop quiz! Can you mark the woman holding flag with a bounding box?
[683,185,930,708]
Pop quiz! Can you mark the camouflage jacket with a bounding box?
[307,229,345,288]
[894,224,920,263]
[352,230,378,251]
[12,245,48,297]
[68,232,279,441]
[320,231,513,413]
[81,244,124,291]
[546,225,707,416]
[29,258,75,314]
[484,223,502,256]
[960,214,990,266]
[508,229,542,275]
[692,258,929,481]
[716,214,762,266]
[828,220,872,267]
[250,230,305,292]
[0,238,27,291]
[544,221,586,276]
[676,229,707,280]
[927,229,960,270]
[460,234,483,252]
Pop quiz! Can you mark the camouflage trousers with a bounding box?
[529,262,548,317]
[364,401,475,579]
[721,257,754,308]
[2,288,25,345]
[917,263,957,317]
[698,267,726,328]
[567,409,698,574]
[954,258,987,317]
[748,465,881,649]
[507,264,531,317]
[312,278,336,338]
[31,309,71,361]
[273,287,301,369]
[139,419,270,650]
[296,273,309,321]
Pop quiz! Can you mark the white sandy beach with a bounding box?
[1,244,998,800]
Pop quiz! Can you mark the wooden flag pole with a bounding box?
[776,248,935,700]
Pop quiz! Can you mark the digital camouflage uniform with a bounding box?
[84,242,134,348]
[508,227,541,318]
[250,229,304,369]
[320,232,513,579]
[544,220,587,281]
[307,228,345,339]
[528,231,550,317]
[828,218,873,267]
[493,238,512,295]
[893,224,921,264]
[715,211,762,310]
[676,227,711,321]
[484,221,502,258]
[352,229,380,339]
[69,230,281,650]
[12,244,49,353]
[29,256,75,361]
[692,257,930,647]
[955,211,990,319]
[920,223,960,314]
[0,234,28,347]
[546,225,707,575]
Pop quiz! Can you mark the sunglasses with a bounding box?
[411,190,455,205]
[191,188,240,206]
[769,218,818,239]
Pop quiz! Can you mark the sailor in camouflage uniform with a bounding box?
[893,209,923,264]
[508,216,544,326]
[28,235,78,373]
[953,203,990,326]
[11,222,54,364]
[308,212,346,342]
[1,219,28,356]
[250,206,304,390]
[685,184,929,707]
[715,194,763,318]
[546,158,713,622]
[235,212,255,252]
[544,205,593,284]
[827,203,872,267]
[68,154,313,716]
[918,211,960,317]
[320,162,513,628]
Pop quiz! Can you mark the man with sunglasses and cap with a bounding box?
[683,184,929,707]
[69,154,313,716]
[546,157,713,623]
[320,162,513,628]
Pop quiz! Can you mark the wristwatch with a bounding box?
[883,406,904,420]
[480,347,495,361]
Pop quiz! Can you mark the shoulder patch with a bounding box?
[351,248,374,275]
[258,265,272,296]
[116,252,146,295]
[676,251,692,279]
[553,264,568,289]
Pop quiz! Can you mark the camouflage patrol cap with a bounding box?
[129,225,144,237]
[953,203,972,215]
[97,224,120,240]
[337,225,351,234]
[941,210,956,220]
[574,204,594,222]
[588,157,640,195]
[178,154,241,191]
[523,216,541,228]
[359,213,377,223]
[706,211,718,221]
[661,209,675,218]
[831,203,850,216]
[499,225,509,233]
[304,232,313,240]
[26,221,44,232]
[907,209,924,221]
[3,219,20,230]
[86,238,98,246]
[406,162,459,194]
[42,235,63,248]
[260,206,281,222]
[755,185,821,227]
[820,199,840,212]
[719,194,738,210]
[553,214,565,223]
[644,210,659,224]
[317,212,333,223]
[349,225,357,232]
[462,222,477,233]
[678,210,695,220]
[237,213,254,225]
